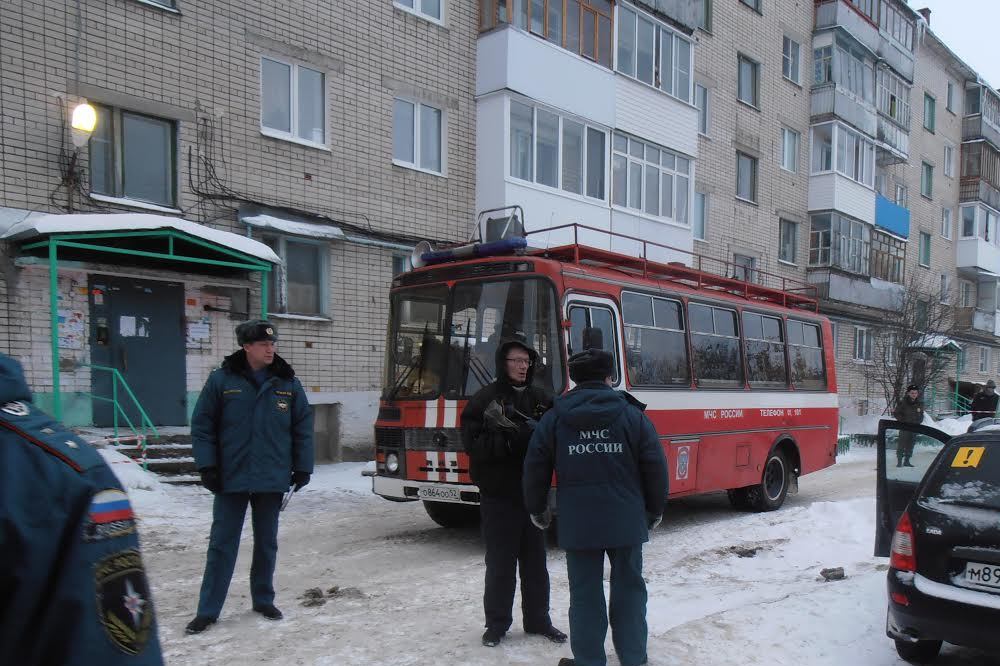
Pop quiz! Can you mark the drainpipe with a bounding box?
[49,238,62,420]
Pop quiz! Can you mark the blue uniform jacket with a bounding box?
[191,350,314,493]
[0,354,163,665]
[523,382,668,551]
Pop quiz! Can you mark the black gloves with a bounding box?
[291,471,311,491]
[199,467,220,493]
[530,508,553,530]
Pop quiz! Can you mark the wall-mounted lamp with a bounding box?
[70,101,97,148]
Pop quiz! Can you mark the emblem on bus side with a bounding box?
[676,446,690,481]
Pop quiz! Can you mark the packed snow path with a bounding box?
[117,450,999,665]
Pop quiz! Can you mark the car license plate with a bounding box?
[963,562,1000,590]
[417,485,461,502]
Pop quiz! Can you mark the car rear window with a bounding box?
[920,443,1000,510]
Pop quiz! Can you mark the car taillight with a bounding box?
[890,511,917,572]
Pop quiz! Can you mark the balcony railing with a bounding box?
[961,178,1000,210]
[875,193,910,238]
[811,84,877,137]
[955,306,999,337]
[963,115,1000,150]
[877,116,909,159]
[814,1,880,53]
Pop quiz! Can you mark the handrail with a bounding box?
[80,364,158,467]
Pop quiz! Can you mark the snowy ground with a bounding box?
[112,448,1000,666]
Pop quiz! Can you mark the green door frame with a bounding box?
[20,229,273,421]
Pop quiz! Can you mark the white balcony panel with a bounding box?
[475,95,508,226]
[477,26,615,127]
[615,77,699,158]
[478,180,612,248]
[810,85,877,137]
[609,209,693,264]
[957,237,1000,276]
[808,172,876,223]
[814,1,880,53]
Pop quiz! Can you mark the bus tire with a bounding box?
[727,488,751,510]
[745,449,790,512]
[422,500,480,528]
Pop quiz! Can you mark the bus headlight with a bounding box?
[386,453,400,474]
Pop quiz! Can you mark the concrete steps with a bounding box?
[79,428,200,485]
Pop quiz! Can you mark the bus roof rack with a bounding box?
[525,224,818,312]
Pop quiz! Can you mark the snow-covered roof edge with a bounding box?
[1,213,280,264]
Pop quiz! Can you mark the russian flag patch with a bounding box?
[90,489,134,524]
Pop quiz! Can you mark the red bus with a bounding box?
[371,223,838,527]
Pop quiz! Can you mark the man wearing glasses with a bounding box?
[461,332,566,648]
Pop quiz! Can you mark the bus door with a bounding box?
[565,296,624,387]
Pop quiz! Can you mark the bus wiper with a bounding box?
[385,356,421,401]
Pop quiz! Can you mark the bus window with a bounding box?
[623,292,690,387]
[787,319,826,390]
[384,286,448,399]
[743,311,788,388]
[690,302,744,388]
[568,303,620,384]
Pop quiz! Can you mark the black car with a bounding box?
[876,418,1000,663]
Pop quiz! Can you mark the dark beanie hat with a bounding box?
[906,384,920,392]
[569,349,614,383]
[236,320,277,345]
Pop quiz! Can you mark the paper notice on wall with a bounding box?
[119,315,136,337]
[187,322,211,349]
[57,309,85,350]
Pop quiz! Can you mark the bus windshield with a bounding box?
[384,278,564,400]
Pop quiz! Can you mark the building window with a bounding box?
[733,253,757,282]
[854,326,873,362]
[809,122,875,188]
[941,207,952,240]
[894,183,907,207]
[921,161,934,198]
[944,143,955,178]
[877,67,911,128]
[697,0,712,31]
[870,229,904,283]
[782,36,800,84]
[392,255,411,276]
[261,235,327,316]
[89,106,177,208]
[939,274,949,303]
[958,344,967,373]
[879,0,914,51]
[740,0,761,12]
[780,127,799,173]
[510,99,606,199]
[693,191,707,240]
[981,346,991,374]
[612,132,690,221]
[738,54,760,107]
[393,98,444,174]
[961,280,974,308]
[923,93,936,132]
[815,42,873,104]
[479,0,613,67]
[260,57,326,146]
[778,219,797,264]
[808,213,871,276]
[395,0,442,21]
[919,231,931,267]
[947,81,956,113]
[962,205,977,237]
[616,5,693,103]
[142,0,176,7]
[736,151,757,203]
[694,84,710,135]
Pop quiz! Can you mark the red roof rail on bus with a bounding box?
[523,223,818,312]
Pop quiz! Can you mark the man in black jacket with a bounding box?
[461,334,566,648]
[893,384,923,467]
[971,379,999,421]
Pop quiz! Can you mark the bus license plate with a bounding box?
[417,486,461,502]
[964,562,1000,590]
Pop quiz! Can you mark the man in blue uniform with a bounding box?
[0,353,164,665]
[524,349,668,666]
[186,320,314,634]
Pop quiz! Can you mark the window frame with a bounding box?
[739,0,761,13]
[259,55,328,149]
[611,131,691,222]
[742,310,789,388]
[941,207,953,240]
[918,230,931,267]
[621,291,691,388]
[939,274,949,304]
[697,0,712,32]
[778,218,798,264]
[567,302,621,385]
[394,0,444,24]
[923,92,936,132]
[981,346,991,374]
[689,301,745,388]
[479,0,614,67]
[780,126,799,173]
[921,161,934,199]
[736,151,758,203]
[693,191,708,241]
[694,84,710,136]
[260,234,330,317]
[88,104,179,210]
[615,3,694,103]
[737,54,760,108]
[944,142,955,178]
[853,325,873,362]
[782,36,800,85]
[393,96,447,176]
[947,81,956,114]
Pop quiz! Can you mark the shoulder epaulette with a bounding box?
[0,400,103,472]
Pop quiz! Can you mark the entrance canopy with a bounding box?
[2,213,278,421]
[908,335,962,352]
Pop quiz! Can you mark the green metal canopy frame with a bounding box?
[20,228,273,421]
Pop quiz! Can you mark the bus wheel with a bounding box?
[422,501,480,528]
[745,450,790,512]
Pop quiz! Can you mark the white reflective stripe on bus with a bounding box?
[632,391,839,411]
[444,451,459,482]
[443,400,458,428]
[425,399,438,428]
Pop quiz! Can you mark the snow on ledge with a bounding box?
[242,213,344,240]
[1,213,280,264]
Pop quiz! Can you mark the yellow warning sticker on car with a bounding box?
[952,446,986,468]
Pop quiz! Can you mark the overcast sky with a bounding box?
[914,1,1000,86]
